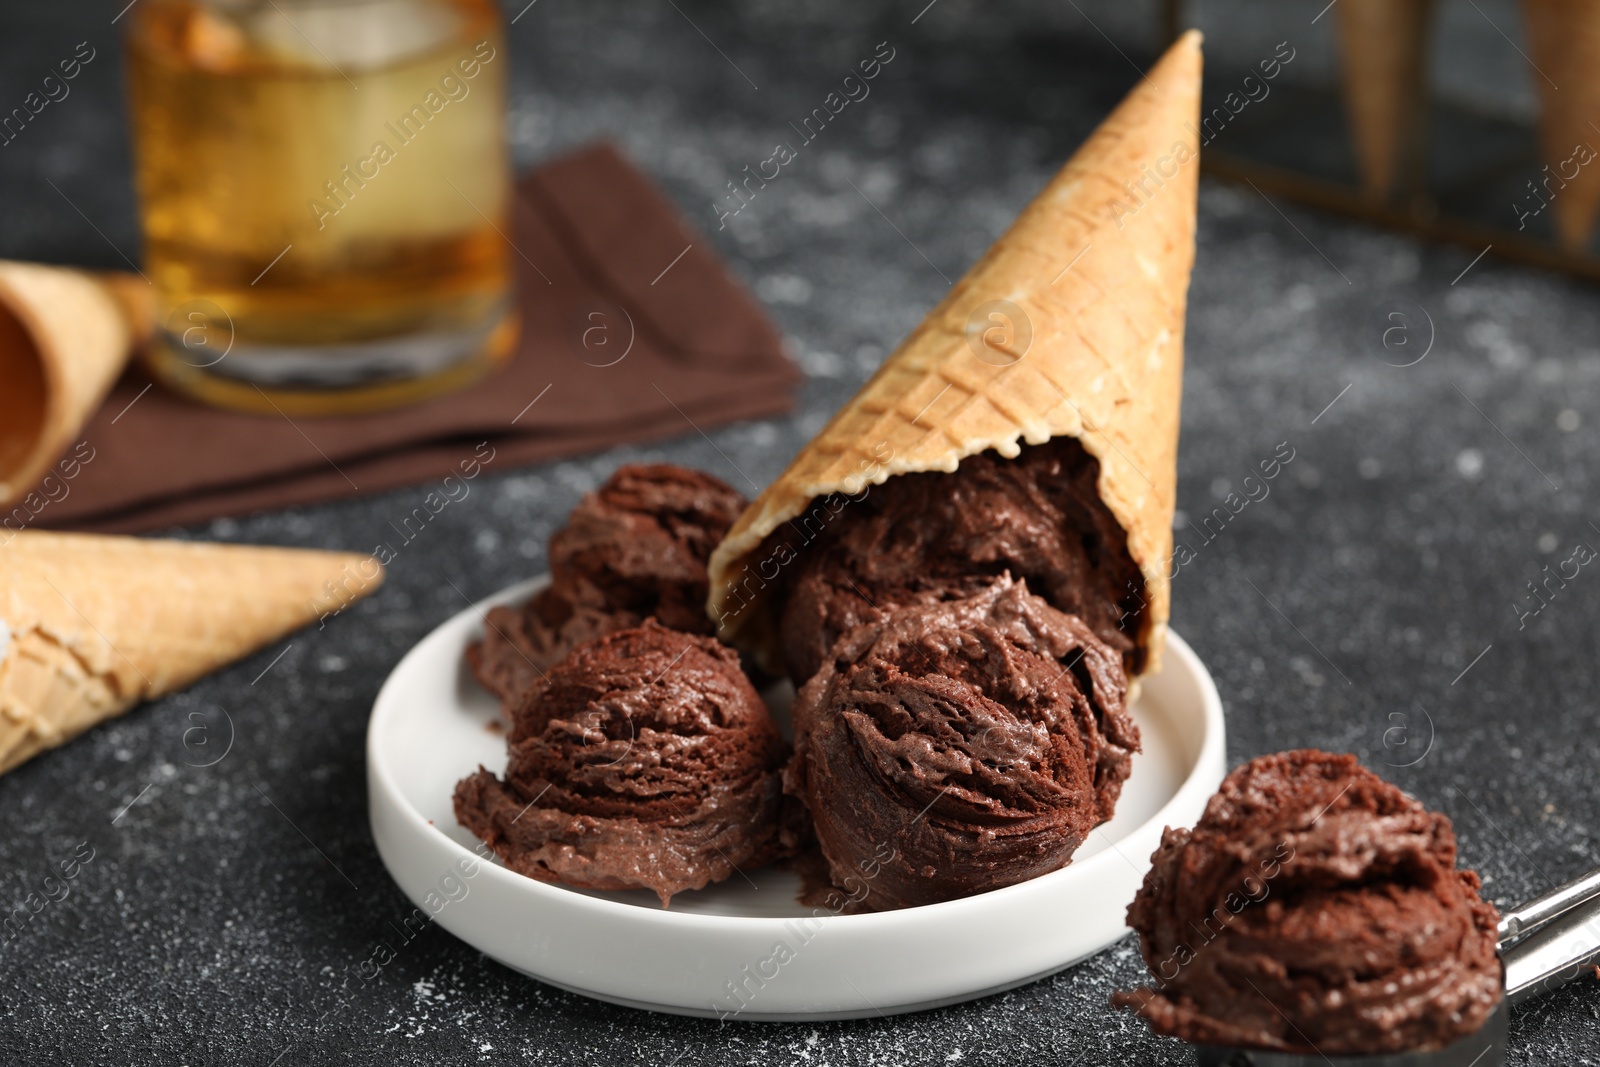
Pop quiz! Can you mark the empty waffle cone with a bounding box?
[0,261,153,512]
[707,31,1202,678]
[0,531,383,775]
[1523,0,1600,251]
[1335,0,1433,204]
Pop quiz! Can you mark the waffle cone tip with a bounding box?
[1522,0,1600,252]
[1334,0,1433,203]
[0,532,384,775]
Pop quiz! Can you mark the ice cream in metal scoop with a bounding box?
[1113,750,1600,1066]
[1189,874,1600,1066]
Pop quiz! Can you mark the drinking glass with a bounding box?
[125,0,515,414]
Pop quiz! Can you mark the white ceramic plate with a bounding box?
[368,577,1226,1021]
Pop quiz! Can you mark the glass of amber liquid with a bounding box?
[125,0,515,415]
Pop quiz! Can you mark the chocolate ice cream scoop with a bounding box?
[1114,750,1504,1057]
[467,463,746,706]
[785,576,1137,911]
[455,620,787,906]
[769,435,1144,685]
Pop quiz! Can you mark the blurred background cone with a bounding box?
[1335,0,1434,204]
[0,531,382,775]
[0,262,152,512]
[1523,0,1600,251]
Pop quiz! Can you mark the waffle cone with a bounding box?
[0,531,382,775]
[707,32,1202,677]
[0,261,153,511]
[1523,0,1600,251]
[1335,0,1433,203]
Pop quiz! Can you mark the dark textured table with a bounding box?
[4,1,1599,1063]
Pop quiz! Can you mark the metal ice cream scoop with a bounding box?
[1192,866,1600,1066]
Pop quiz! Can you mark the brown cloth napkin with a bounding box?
[35,142,798,533]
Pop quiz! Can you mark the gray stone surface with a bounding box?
[3,1,1600,1063]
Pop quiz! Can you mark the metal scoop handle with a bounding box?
[1502,879,1600,1004]
[1497,866,1600,944]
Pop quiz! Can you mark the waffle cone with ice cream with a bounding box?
[707,31,1202,679]
[0,531,382,775]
